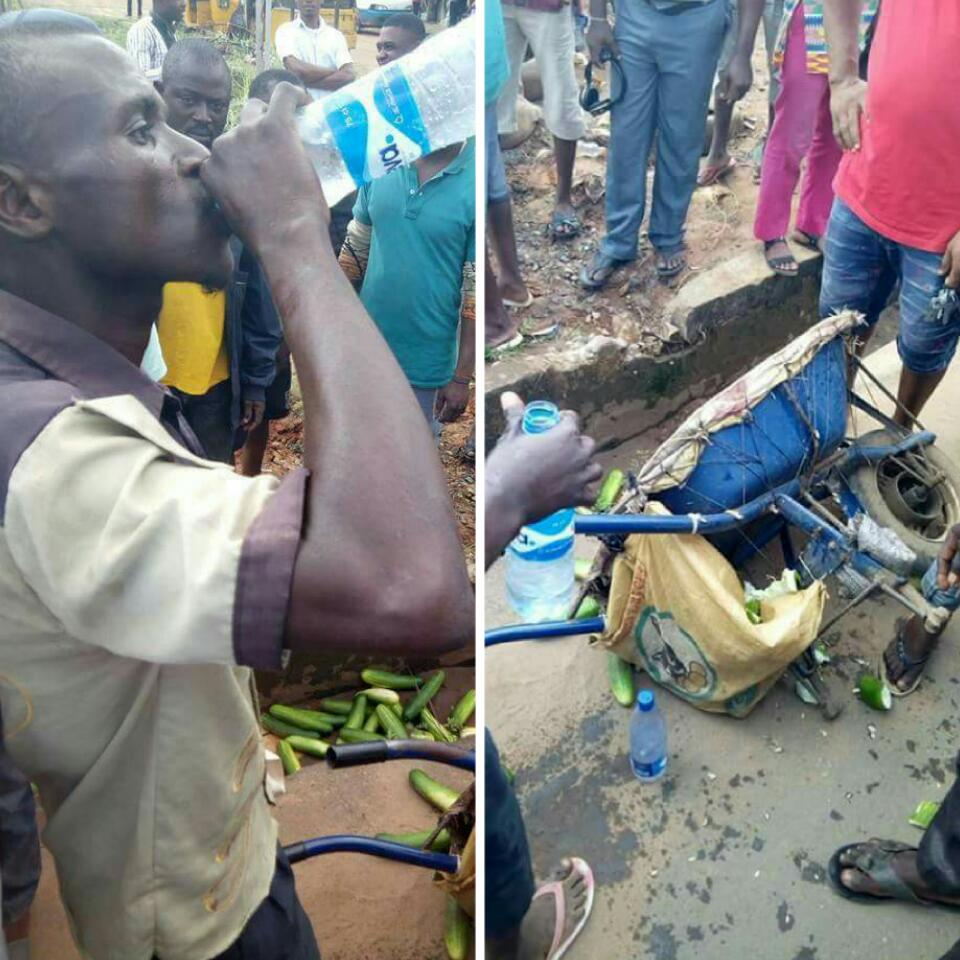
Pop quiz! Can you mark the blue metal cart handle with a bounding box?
[485,616,605,647]
[284,836,460,873]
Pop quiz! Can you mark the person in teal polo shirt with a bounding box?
[339,13,475,440]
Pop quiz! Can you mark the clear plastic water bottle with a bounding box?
[505,401,576,622]
[629,690,668,783]
[297,17,475,206]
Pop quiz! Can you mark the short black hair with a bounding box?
[160,37,231,85]
[0,10,102,164]
[381,12,426,42]
[248,67,304,103]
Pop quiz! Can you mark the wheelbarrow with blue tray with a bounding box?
[486,311,960,719]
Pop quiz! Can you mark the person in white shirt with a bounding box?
[274,0,354,100]
[125,0,184,80]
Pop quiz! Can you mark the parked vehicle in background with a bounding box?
[356,0,414,31]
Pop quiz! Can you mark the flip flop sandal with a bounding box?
[880,620,934,697]
[764,239,799,276]
[486,332,524,358]
[502,290,534,309]
[697,157,736,187]
[793,230,823,253]
[829,839,930,906]
[656,250,687,279]
[580,254,628,291]
[550,210,582,242]
[533,857,596,960]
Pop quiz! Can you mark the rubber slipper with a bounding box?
[697,157,736,187]
[550,210,582,242]
[764,239,798,276]
[828,840,931,907]
[656,253,687,280]
[502,290,534,309]
[487,332,524,357]
[580,252,629,291]
[793,230,823,253]
[532,857,595,960]
[880,620,933,697]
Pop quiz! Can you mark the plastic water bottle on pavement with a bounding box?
[505,401,576,622]
[297,17,475,206]
[630,690,668,783]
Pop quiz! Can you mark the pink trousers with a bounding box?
[753,3,841,242]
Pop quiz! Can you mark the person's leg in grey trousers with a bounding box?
[598,2,660,263]
[647,0,728,256]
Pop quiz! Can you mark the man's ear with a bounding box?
[0,165,53,241]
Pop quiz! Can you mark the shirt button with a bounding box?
[409,189,416,195]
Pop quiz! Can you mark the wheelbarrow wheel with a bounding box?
[846,428,960,574]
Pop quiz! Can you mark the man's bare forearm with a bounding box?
[259,227,473,655]
[735,0,765,57]
[283,57,353,90]
[824,0,863,82]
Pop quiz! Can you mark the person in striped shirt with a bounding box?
[125,0,185,80]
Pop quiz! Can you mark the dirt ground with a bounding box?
[489,41,778,361]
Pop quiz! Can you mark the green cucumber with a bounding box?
[409,769,459,812]
[593,468,625,512]
[261,714,322,740]
[345,694,367,730]
[376,703,408,740]
[607,654,635,707]
[363,687,402,706]
[575,596,601,620]
[402,670,446,722]
[268,704,335,734]
[319,698,353,716]
[338,727,386,743]
[277,739,300,776]
[361,668,422,690]
[447,689,475,734]
[375,828,451,852]
[444,896,471,960]
[420,707,456,743]
[363,710,382,733]
[286,735,330,759]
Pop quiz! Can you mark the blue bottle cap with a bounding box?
[637,690,655,712]
[522,401,561,435]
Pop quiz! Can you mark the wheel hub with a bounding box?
[877,456,948,540]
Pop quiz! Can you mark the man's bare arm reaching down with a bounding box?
[202,85,473,657]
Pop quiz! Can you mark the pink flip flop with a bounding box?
[531,857,596,960]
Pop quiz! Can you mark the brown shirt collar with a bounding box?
[0,289,165,419]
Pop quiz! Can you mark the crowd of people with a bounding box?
[485,0,960,956]
[0,3,474,958]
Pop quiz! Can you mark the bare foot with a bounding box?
[499,279,530,305]
[517,860,590,960]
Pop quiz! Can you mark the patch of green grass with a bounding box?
[91,14,265,129]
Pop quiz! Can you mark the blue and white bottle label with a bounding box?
[508,509,575,562]
[633,756,667,780]
[323,64,432,187]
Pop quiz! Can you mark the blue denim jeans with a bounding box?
[600,0,728,259]
[485,730,535,939]
[820,198,958,375]
[0,748,39,927]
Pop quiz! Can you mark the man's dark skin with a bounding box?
[485,390,602,960]
[0,34,472,654]
[154,0,185,32]
[156,45,263,431]
[281,0,355,93]
[375,22,418,66]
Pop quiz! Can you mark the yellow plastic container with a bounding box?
[195,0,213,26]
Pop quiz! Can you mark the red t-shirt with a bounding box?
[835,0,960,254]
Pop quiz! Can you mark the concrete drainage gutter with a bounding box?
[486,248,896,451]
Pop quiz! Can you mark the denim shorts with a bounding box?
[820,198,957,375]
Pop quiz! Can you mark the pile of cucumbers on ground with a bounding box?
[262,668,476,959]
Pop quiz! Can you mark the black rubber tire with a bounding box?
[846,428,960,574]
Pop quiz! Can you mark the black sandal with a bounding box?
[764,238,799,276]
[793,230,823,253]
[656,247,687,280]
[829,840,929,906]
[881,619,935,697]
